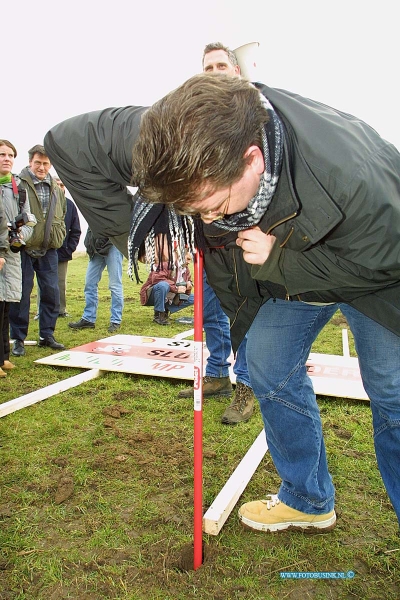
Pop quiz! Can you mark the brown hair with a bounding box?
[0,139,17,158]
[131,74,268,208]
[28,144,48,161]
[202,42,238,68]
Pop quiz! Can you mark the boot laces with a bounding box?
[231,383,253,414]
[264,494,280,510]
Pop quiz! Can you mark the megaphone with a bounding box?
[234,42,260,81]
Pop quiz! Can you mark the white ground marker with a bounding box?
[0,369,103,418]
[203,430,268,535]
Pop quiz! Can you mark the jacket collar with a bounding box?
[259,116,344,243]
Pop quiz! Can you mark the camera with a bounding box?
[8,212,37,253]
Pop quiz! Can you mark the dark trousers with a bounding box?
[9,248,60,341]
[0,301,10,365]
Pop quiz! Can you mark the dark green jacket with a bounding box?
[203,84,400,348]
[44,106,146,255]
[44,88,400,349]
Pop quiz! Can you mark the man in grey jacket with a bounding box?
[44,74,400,535]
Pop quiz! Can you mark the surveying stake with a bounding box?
[193,250,204,570]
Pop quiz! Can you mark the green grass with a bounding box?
[0,253,399,599]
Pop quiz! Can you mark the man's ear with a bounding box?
[244,145,264,175]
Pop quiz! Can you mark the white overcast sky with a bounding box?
[3,0,399,245]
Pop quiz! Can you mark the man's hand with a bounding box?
[236,227,277,265]
[0,257,5,271]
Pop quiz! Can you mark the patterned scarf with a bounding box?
[128,93,283,278]
[207,94,283,232]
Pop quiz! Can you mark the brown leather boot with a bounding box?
[221,382,255,424]
[154,311,170,325]
[178,376,232,398]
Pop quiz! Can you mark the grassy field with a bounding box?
[0,253,399,599]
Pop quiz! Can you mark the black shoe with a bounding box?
[108,322,120,333]
[68,318,95,330]
[58,312,69,318]
[12,339,25,357]
[38,336,65,350]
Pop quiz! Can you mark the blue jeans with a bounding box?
[10,248,60,340]
[203,272,250,386]
[147,280,194,313]
[82,246,124,324]
[246,298,400,523]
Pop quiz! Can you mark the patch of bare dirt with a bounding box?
[54,474,74,504]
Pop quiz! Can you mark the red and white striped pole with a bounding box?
[193,249,204,570]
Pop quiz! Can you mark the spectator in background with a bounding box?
[178,42,256,425]
[0,140,35,376]
[138,222,194,325]
[54,178,81,317]
[10,145,66,356]
[68,228,123,333]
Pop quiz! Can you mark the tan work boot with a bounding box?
[221,382,255,424]
[2,360,16,370]
[178,376,232,398]
[0,368,7,378]
[239,494,336,532]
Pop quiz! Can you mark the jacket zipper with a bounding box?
[265,211,298,237]
[267,212,298,301]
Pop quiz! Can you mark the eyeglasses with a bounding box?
[175,188,231,221]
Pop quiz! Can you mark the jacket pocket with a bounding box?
[49,220,67,249]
